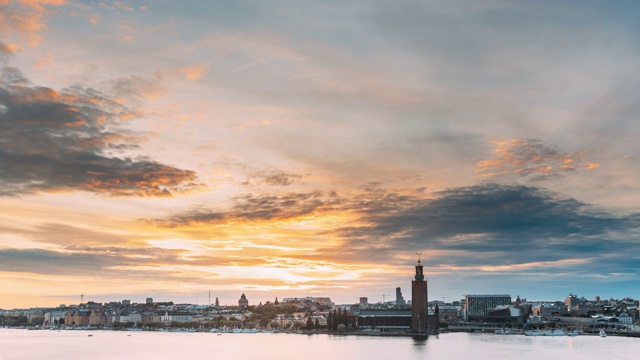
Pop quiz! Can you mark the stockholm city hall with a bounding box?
[412,254,439,334]
[345,253,440,334]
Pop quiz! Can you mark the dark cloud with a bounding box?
[0,53,204,197]
[150,191,333,227]
[242,170,303,187]
[0,247,168,276]
[146,181,640,282]
[309,183,639,270]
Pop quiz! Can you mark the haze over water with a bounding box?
[0,329,635,360]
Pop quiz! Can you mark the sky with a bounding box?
[1,0,640,309]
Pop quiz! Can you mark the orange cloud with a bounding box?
[19,0,67,11]
[585,163,599,170]
[0,0,66,46]
[475,137,596,181]
[179,64,209,81]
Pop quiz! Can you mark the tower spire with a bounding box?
[414,253,424,281]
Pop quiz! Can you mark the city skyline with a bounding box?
[1,0,640,309]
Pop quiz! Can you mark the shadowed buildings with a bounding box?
[396,287,405,306]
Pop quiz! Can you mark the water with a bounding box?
[0,329,635,360]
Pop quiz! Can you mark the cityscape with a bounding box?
[2,1,640,357]
[2,259,639,338]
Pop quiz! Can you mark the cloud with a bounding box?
[149,190,333,227]
[33,53,54,68]
[242,170,303,187]
[319,183,640,269]
[0,0,66,46]
[98,75,166,106]
[0,55,204,197]
[98,1,133,11]
[144,180,640,292]
[475,138,598,181]
[178,64,208,81]
[0,43,20,63]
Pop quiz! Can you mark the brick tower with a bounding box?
[411,254,428,333]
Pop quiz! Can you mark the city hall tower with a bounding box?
[411,253,428,332]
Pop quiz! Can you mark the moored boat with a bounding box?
[524,330,545,336]
[544,329,565,336]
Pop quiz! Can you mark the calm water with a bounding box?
[0,328,636,360]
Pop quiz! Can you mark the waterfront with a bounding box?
[0,328,636,360]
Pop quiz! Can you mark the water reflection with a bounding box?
[0,329,637,360]
[412,337,427,351]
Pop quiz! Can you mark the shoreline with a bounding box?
[6,326,640,338]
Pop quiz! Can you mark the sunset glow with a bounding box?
[2,0,640,309]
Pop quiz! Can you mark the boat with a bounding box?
[544,329,565,336]
[494,329,516,335]
[524,330,545,336]
[566,330,580,337]
[599,329,607,337]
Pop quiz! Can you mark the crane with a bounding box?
[382,294,390,303]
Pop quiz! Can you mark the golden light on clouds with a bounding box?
[475,137,598,180]
[3,0,640,310]
[449,258,593,273]
[179,64,209,81]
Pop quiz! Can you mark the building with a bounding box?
[532,303,568,318]
[88,310,107,326]
[146,298,153,305]
[358,309,411,331]
[141,312,161,324]
[65,310,90,326]
[570,302,603,316]
[464,294,511,320]
[396,287,405,306]
[565,294,579,308]
[238,293,249,308]
[411,256,439,333]
[486,305,524,323]
[437,305,462,322]
[359,297,368,308]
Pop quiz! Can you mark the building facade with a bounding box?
[464,294,511,320]
[565,294,579,308]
